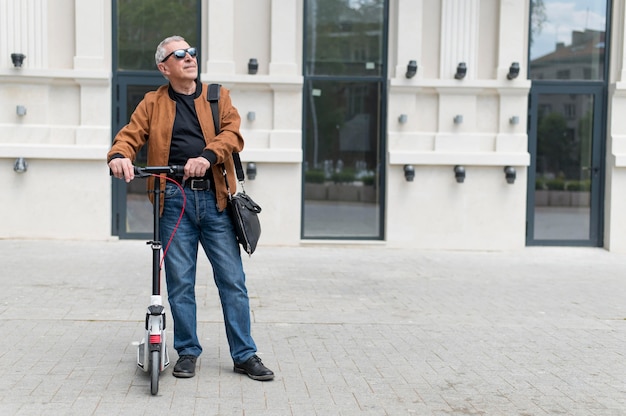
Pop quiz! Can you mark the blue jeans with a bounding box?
[159,182,257,363]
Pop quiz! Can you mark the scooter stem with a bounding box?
[150,174,162,296]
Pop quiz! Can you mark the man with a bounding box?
[108,35,273,381]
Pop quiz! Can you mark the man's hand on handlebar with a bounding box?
[183,157,211,182]
[109,157,134,183]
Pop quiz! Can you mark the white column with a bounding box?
[0,0,47,69]
[74,0,106,69]
[619,1,626,82]
[395,0,422,79]
[75,80,111,146]
[269,0,298,76]
[440,0,479,79]
[205,0,235,74]
[497,0,528,79]
[495,0,530,142]
[74,0,109,145]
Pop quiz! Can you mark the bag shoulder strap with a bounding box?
[207,83,244,182]
[207,83,221,130]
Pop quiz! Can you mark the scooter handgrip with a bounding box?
[133,166,151,178]
[170,165,185,175]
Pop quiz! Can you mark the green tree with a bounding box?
[118,0,198,71]
[531,0,547,41]
[537,112,574,178]
[577,109,593,180]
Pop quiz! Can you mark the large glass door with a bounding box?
[112,76,167,238]
[303,79,383,238]
[527,86,604,245]
[302,0,388,239]
[111,0,200,238]
[527,0,609,246]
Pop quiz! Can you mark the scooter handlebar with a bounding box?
[133,165,185,177]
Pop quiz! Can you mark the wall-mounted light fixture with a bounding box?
[405,60,417,79]
[248,58,258,75]
[453,115,463,124]
[246,162,257,180]
[509,116,519,125]
[454,165,465,183]
[16,105,27,116]
[403,164,415,182]
[454,62,467,80]
[507,62,520,80]
[504,166,516,184]
[398,114,408,124]
[247,111,256,122]
[14,157,28,173]
[11,53,26,68]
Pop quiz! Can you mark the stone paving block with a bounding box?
[2,241,626,415]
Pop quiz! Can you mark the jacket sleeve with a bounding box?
[107,95,152,162]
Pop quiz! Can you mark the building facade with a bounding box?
[2,0,626,251]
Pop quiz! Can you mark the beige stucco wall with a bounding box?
[0,0,112,240]
[386,0,530,250]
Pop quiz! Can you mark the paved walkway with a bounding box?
[1,239,625,415]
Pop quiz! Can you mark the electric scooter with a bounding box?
[130,165,184,395]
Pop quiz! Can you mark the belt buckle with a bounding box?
[190,179,207,191]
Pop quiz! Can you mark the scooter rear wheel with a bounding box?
[150,350,160,395]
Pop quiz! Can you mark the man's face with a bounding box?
[158,40,198,82]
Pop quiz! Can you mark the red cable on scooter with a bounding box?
[156,175,187,269]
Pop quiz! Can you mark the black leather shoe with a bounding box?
[234,355,274,381]
[173,355,197,378]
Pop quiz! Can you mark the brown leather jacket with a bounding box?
[108,82,244,215]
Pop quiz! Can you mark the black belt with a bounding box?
[185,178,211,191]
[167,175,212,191]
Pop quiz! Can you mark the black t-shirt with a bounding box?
[168,92,206,166]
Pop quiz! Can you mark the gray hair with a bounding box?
[155,35,186,66]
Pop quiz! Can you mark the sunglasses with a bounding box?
[161,47,197,63]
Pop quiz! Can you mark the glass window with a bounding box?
[305,0,385,76]
[303,80,382,238]
[116,0,199,71]
[302,0,387,240]
[529,0,607,81]
[533,93,595,240]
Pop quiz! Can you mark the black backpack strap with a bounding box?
[207,83,244,182]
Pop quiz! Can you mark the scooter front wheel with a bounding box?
[150,350,160,395]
